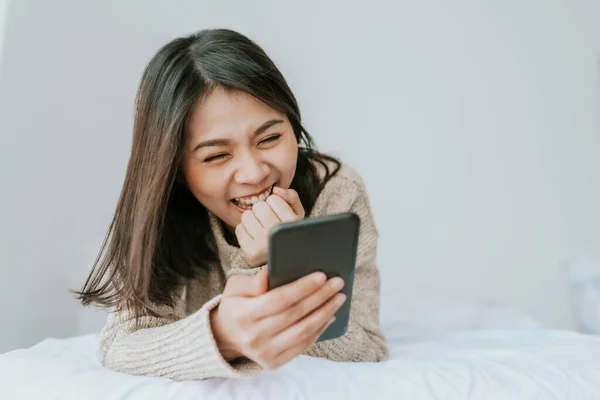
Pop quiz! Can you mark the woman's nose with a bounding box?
[234,152,269,185]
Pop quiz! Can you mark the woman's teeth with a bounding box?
[233,186,274,209]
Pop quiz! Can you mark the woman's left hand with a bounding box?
[235,187,305,267]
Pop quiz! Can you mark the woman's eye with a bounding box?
[259,134,281,145]
[203,154,228,163]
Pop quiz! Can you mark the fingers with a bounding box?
[251,201,280,229]
[265,195,297,222]
[237,189,301,246]
[235,223,253,249]
[240,201,280,239]
[265,318,335,369]
[250,272,327,318]
[240,209,263,239]
[222,273,345,370]
[246,291,345,368]
[272,187,305,218]
[269,291,345,351]
[256,277,344,337]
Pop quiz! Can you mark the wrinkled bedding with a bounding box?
[1,329,599,399]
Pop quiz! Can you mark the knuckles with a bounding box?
[239,331,260,349]
[241,210,254,224]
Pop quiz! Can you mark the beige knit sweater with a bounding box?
[99,162,388,381]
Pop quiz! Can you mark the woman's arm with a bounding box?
[99,295,261,381]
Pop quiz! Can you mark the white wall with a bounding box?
[1,0,599,352]
[571,0,600,51]
[0,0,8,71]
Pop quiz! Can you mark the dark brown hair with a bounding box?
[75,29,340,319]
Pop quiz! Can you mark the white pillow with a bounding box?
[382,296,543,342]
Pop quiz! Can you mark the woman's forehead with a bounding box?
[187,88,286,142]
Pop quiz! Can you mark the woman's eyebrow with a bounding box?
[191,119,284,152]
[254,119,284,136]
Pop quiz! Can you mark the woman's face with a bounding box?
[180,87,299,227]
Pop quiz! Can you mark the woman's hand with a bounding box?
[209,270,346,369]
[235,187,305,267]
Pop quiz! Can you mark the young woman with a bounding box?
[77,28,388,381]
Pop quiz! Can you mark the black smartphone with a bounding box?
[267,212,360,342]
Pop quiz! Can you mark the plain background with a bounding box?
[1,0,599,353]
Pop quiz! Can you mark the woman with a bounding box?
[77,28,388,381]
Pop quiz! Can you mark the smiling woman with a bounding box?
[75,28,387,381]
[181,88,299,229]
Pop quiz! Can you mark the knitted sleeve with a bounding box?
[99,294,261,381]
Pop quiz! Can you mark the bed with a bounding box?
[2,325,600,399]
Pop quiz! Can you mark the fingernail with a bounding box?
[313,272,327,284]
[273,186,285,195]
[329,277,344,290]
[335,294,346,306]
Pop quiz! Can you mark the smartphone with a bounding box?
[267,212,360,342]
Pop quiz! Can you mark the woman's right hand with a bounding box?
[210,270,346,369]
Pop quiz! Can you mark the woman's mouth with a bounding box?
[231,185,275,211]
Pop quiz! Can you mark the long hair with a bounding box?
[75,28,340,320]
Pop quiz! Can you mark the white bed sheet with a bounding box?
[1,329,600,400]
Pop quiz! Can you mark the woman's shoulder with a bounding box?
[311,157,370,216]
[333,162,367,188]
[315,156,366,188]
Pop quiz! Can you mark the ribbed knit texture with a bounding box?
[99,162,388,381]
